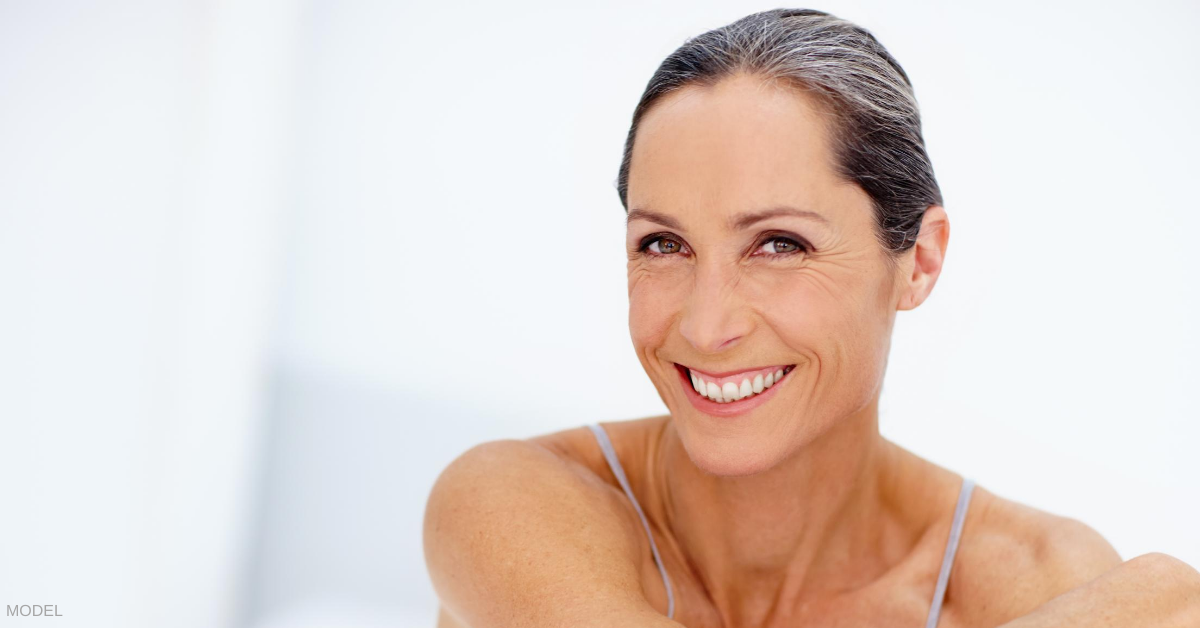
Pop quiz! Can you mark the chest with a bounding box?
[636,546,966,628]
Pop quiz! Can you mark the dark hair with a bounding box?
[616,8,943,262]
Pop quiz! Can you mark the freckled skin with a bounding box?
[625,73,908,476]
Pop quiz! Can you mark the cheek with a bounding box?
[627,263,689,348]
[744,268,858,339]
[749,268,890,391]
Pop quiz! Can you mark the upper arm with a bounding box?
[423,439,679,628]
[953,508,1124,626]
[1034,516,1124,590]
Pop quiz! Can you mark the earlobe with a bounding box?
[897,205,949,312]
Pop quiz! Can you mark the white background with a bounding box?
[0,0,1196,627]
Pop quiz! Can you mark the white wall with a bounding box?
[251,0,1200,624]
[0,1,293,626]
[0,1,1195,627]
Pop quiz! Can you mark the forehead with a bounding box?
[627,73,854,220]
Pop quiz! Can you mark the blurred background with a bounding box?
[1,0,1197,626]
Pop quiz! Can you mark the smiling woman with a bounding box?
[422,8,1200,628]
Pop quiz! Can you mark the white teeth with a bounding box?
[689,367,792,403]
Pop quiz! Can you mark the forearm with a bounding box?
[996,553,1200,628]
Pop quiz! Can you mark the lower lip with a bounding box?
[675,363,792,418]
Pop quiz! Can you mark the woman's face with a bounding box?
[625,73,918,476]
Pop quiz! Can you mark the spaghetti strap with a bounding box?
[924,477,976,628]
[586,423,676,620]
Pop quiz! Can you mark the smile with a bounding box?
[674,362,795,417]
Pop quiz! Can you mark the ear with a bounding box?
[897,204,949,311]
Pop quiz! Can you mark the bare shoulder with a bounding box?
[945,485,1124,626]
[528,415,670,481]
[422,437,656,626]
[423,421,679,628]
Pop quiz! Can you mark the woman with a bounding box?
[424,9,1200,627]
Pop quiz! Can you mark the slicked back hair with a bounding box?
[617,8,943,264]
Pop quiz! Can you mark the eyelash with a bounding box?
[636,231,810,259]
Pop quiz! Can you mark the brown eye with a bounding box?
[757,236,806,256]
[648,237,683,255]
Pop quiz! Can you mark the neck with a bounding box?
[657,400,904,626]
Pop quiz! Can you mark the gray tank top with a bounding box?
[586,422,976,626]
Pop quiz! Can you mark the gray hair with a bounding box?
[616,8,943,262]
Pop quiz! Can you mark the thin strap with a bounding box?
[924,477,976,628]
[586,423,676,619]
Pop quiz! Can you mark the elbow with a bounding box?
[1127,552,1200,586]
[1128,552,1200,626]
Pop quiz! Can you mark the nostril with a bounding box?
[676,301,754,355]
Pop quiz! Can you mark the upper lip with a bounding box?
[677,362,793,379]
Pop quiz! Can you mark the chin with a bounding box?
[675,427,787,477]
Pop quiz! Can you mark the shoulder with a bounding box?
[423,436,644,560]
[424,420,676,624]
[423,422,672,627]
[945,485,1123,626]
[528,415,670,482]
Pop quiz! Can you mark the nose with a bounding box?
[677,261,754,354]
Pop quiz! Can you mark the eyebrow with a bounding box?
[626,205,829,230]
